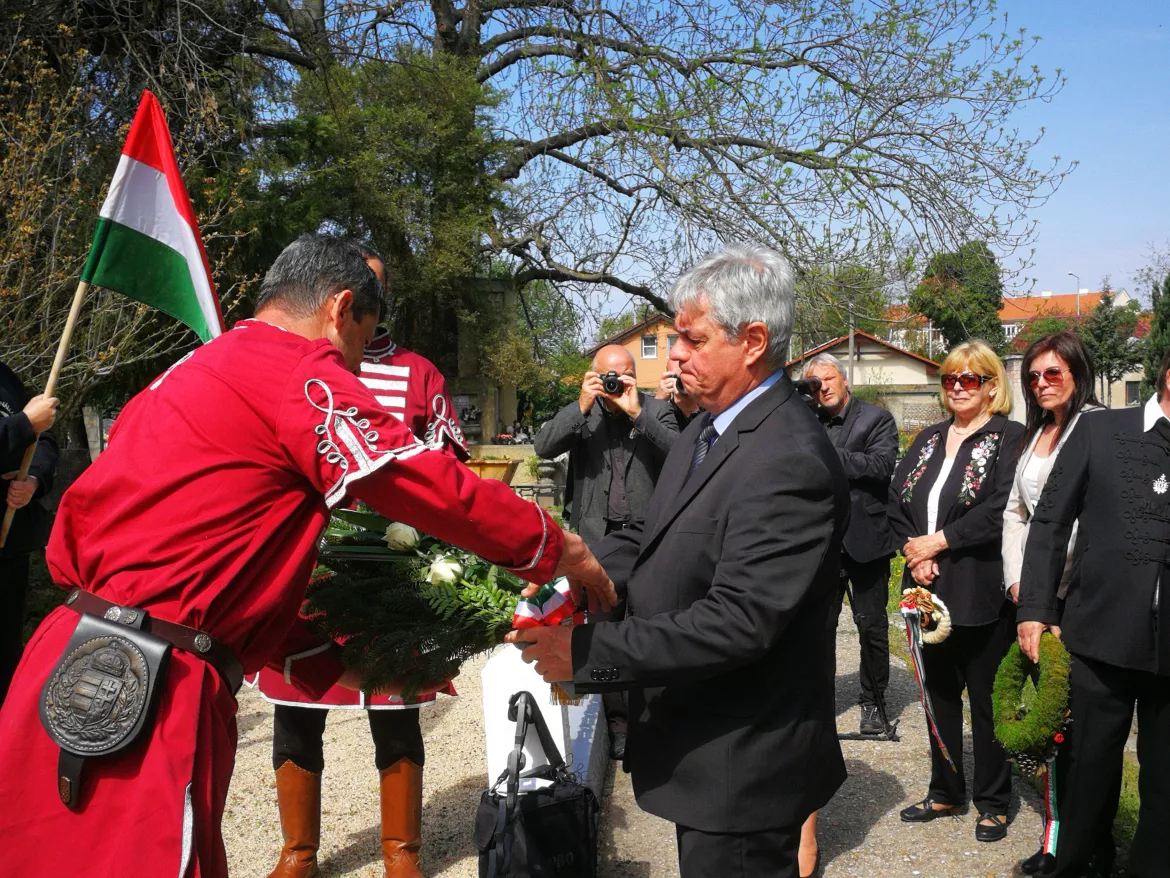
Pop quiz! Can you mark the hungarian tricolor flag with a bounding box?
[80,91,224,343]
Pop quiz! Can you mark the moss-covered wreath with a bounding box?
[992,632,1072,775]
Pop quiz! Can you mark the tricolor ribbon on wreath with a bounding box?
[899,587,957,772]
[511,577,584,705]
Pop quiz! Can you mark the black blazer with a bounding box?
[570,376,849,833]
[0,362,58,559]
[829,398,898,563]
[534,394,679,546]
[1020,408,1170,675]
[888,414,1024,626]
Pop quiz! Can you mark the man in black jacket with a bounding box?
[0,361,59,705]
[1019,345,1170,878]
[512,244,849,878]
[534,345,680,547]
[804,353,898,734]
[533,345,680,758]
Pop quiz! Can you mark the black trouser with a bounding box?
[675,821,801,878]
[595,520,632,733]
[1051,653,1170,878]
[0,554,30,707]
[272,703,425,774]
[834,554,891,708]
[921,612,1014,815]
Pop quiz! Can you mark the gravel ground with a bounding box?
[224,609,1049,877]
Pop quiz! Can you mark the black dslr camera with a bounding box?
[600,371,625,395]
[793,375,822,411]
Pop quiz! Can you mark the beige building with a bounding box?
[586,313,678,390]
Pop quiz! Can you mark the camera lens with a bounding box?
[601,371,623,394]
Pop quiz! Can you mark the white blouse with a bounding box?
[926,458,955,534]
[1019,450,1046,511]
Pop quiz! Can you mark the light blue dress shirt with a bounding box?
[710,369,786,442]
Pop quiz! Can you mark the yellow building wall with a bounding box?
[607,318,678,390]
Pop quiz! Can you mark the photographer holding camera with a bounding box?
[534,344,680,757]
[656,369,702,430]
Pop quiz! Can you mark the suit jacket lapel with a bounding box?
[836,397,861,449]
[656,428,739,540]
[640,411,702,538]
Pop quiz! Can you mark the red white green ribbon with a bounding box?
[1042,756,1060,857]
[900,596,957,773]
[512,577,577,629]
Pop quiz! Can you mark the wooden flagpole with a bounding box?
[0,280,90,548]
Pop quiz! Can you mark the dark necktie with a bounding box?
[689,422,719,477]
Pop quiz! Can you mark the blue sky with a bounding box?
[1009,0,1169,300]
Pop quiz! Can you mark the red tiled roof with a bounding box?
[786,330,941,370]
[885,292,1118,326]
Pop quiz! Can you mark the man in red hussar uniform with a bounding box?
[254,245,472,878]
[0,234,615,878]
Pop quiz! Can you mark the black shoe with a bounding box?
[859,704,882,735]
[1020,849,1048,874]
[900,796,954,822]
[975,813,1008,843]
[609,729,627,760]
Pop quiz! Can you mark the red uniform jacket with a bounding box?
[254,328,468,708]
[0,320,560,877]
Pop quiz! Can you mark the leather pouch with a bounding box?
[38,609,171,809]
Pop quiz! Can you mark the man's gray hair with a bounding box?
[256,234,386,323]
[804,352,846,377]
[667,243,795,368]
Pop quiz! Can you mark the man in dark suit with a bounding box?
[510,244,849,878]
[803,353,898,735]
[1018,345,1170,878]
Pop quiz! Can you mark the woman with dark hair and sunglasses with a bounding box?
[1001,332,1102,875]
[888,340,1025,843]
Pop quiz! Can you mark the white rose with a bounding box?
[384,522,420,550]
[428,557,463,585]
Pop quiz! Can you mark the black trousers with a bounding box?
[595,520,631,731]
[921,613,1013,815]
[1051,653,1170,878]
[0,554,30,707]
[272,703,425,774]
[834,554,891,707]
[675,822,801,878]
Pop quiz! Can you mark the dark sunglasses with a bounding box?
[1027,367,1068,388]
[940,372,994,391]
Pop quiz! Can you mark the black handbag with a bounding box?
[475,691,599,878]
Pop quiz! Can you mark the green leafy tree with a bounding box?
[254,0,1070,312]
[908,242,1007,352]
[1081,282,1141,406]
[481,279,590,427]
[1140,272,1170,400]
[1013,313,1082,351]
[243,53,501,365]
[793,264,890,352]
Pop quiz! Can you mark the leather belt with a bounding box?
[63,589,244,694]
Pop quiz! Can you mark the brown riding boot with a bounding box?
[266,761,322,878]
[379,758,423,878]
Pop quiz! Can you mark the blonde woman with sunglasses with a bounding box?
[1001,332,1102,875]
[888,340,1025,843]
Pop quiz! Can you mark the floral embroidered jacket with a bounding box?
[888,413,1025,626]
